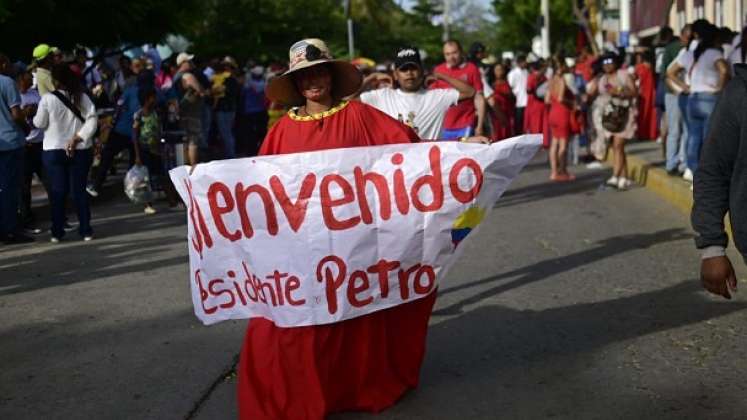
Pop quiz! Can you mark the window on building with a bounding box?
[715,0,724,26]
[696,5,705,19]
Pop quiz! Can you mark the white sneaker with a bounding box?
[86,185,99,197]
[606,176,619,187]
[617,177,632,190]
[682,169,693,183]
[83,235,93,242]
[144,206,157,215]
[586,161,604,169]
[50,237,60,243]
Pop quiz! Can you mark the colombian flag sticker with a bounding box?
[451,206,486,248]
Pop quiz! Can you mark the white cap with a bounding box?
[250,65,264,76]
[176,52,194,67]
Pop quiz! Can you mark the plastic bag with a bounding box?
[124,164,153,204]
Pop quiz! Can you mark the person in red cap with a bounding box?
[237,38,434,420]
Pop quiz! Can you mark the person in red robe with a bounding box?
[634,52,659,140]
[237,38,436,420]
[524,60,548,135]
[488,62,515,141]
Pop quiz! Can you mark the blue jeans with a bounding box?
[686,92,719,172]
[0,147,23,236]
[43,149,94,239]
[215,111,237,159]
[440,126,473,141]
[664,93,688,172]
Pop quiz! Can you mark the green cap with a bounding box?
[32,44,55,61]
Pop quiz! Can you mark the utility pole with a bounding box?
[344,0,354,60]
[619,0,631,48]
[442,0,451,42]
[540,0,550,57]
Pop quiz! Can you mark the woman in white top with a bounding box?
[666,23,729,178]
[33,64,97,242]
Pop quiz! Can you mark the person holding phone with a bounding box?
[33,64,97,242]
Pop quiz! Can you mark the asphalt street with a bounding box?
[2,152,746,420]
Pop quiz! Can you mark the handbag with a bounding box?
[601,71,630,133]
[602,97,630,133]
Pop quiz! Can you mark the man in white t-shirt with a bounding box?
[358,46,478,140]
[507,54,528,134]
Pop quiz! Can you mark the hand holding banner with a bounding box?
[170,135,541,327]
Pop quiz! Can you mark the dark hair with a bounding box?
[486,62,507,86]
[693,23,722,64]
[719,27,736,45]
[443,39,463,52]
[658,26,674,44]
[138,86,157,105]
[51,63,85,109]
[516,54,527,64]
[468,42,486,64]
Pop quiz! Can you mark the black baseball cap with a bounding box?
[394,47,422,70]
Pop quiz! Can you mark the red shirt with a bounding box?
[429,61,483,130]
[575,56,595,82]
[259,100,419,155]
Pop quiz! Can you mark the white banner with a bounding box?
[170,135,541,327]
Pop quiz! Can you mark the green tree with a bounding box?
[0,0,201,60]
[491,0,577,56]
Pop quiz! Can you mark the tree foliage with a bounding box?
[491,0,577,56]
[0,0,201,60]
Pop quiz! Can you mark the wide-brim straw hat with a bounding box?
[266,38,362,107]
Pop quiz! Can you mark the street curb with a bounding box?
[607,147,734,237]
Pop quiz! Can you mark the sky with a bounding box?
[401,0,497,23]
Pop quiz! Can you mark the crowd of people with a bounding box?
[1,15,746,419]
[0,16,740,247]
[0,44,276,244]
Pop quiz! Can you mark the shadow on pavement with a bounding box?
[435,228,692,316]
[0,213,187,296]
[495,171,609,210]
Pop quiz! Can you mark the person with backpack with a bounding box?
[33,64,97,242]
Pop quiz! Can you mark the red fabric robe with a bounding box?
[524,71,547,134]
[239,100,438,420]
[635,63,659,140]
[491,80,516,141]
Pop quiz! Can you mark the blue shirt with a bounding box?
[0,74,25,151]
[113,84,140,137]
[242,78,266,114]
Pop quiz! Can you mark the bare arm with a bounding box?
[10,106,24,127]
[474,92,486,136]
[433,72,476,100]
[666,62,690,93]
[182,73,204,95]
[715,59,730,91]
[350,72,393,99]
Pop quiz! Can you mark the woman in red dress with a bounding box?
[546,57,576,181]
[237,38,436,420]
[523,60,549,134]
[488,62,515,141]
[634,52,658,141]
